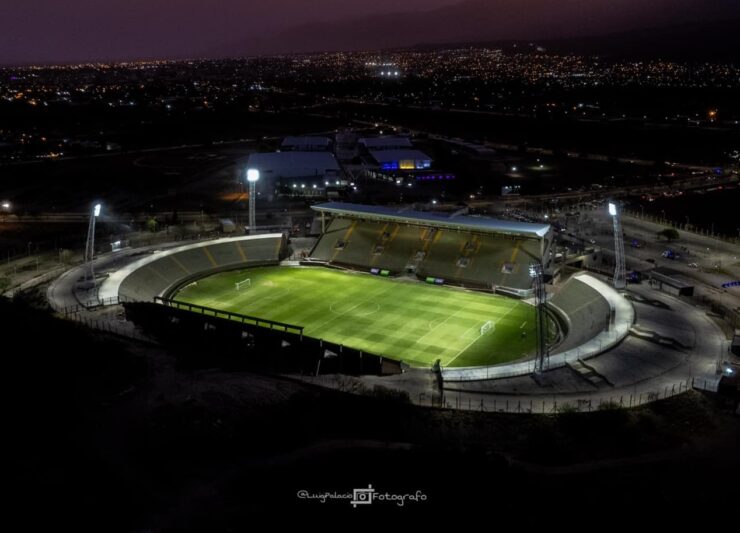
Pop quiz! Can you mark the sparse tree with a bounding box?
[657,228,679,242]
[59,249,74,265]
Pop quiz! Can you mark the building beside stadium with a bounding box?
[358,136,432,171]
[280,136,333,152]
[358,136,414,150]
[245,151,343,196]
[369,149,433,171]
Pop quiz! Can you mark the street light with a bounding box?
[608,201,626,289]
[246,168,259,232]
[85,203,102,285]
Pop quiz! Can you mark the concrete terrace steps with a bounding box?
[567,359,614,389]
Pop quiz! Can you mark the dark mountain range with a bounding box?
[415,18,740,61]
[213,0,740,58]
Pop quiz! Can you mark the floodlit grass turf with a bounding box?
[175,266,537,368]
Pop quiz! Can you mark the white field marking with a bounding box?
[305,284,395,334]
[411,305,467,348]
[199,281,292,310]
[330,302,380,317]
[520,321,527,329]
[459,320,487,341]
[428,318,445,330]
[445,303,519,367]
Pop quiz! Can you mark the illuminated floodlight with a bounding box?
[246,168,260,182]
[608,202,617,216]
[1,202,10,209]
[93,204,101,217]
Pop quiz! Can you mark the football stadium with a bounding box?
[92,201,631,380]
[165,202,557,368]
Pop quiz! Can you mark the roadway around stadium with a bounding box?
[174,265,537,368]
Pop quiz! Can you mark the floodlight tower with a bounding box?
[84,203,101,284]
[609,201,626,290]
[246,169,259,233]
[529,262,549,373]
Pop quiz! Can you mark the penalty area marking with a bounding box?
[428,318,446,331]
[445,303,519,367]
[329,301,381,317]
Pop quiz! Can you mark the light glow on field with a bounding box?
[175,266,537,368]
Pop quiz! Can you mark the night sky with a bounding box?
[0,0,455,64]
[1,0,737,65]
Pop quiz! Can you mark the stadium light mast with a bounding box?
[84,203,102,286]
[609,201,626,290]
[529,262,549,373]
[246,169,259,233]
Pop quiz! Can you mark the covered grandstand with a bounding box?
[309,202,553,297]
[99,234,285,303]
[548,276,614,353]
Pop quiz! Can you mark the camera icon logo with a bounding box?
[351,485,375,507]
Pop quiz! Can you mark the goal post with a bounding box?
[480,320,494,336]
[235,278,251,291]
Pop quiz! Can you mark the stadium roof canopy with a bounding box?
[311,202,551,238]
[281,136,331,149]
[247,152,340,178]
[359,136,413,149]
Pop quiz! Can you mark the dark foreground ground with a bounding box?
[4,293,738,530]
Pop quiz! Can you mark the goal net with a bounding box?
[480,320,494,336]
[235,278,251,291]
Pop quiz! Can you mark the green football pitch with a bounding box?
[174,266,537,368]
